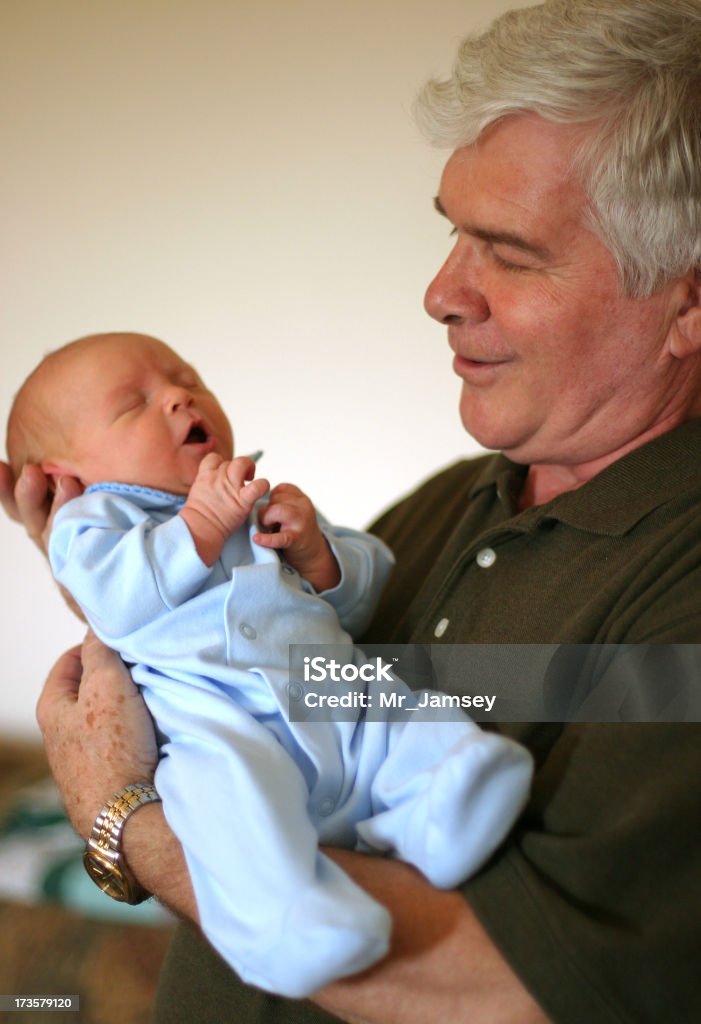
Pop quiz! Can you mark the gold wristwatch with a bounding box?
[83,783,161,904]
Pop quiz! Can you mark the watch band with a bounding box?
[83,782,161,905]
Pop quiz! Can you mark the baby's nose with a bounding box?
[164,385,193,413]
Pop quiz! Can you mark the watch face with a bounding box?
[82,786,159,905]
[83,850,132,902]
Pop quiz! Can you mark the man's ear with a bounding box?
[669,268,701,360]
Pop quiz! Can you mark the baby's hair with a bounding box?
[6,334,119,477]
[6,355,61,478]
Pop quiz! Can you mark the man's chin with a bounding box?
[461,414,519,457]
[459,395,544,462]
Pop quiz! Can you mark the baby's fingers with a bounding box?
[253,529,293,550]
[225,456,258,489]
[259,500,304,531]
[197,452,224,475]
[239,476,270,509]
[267,482,305,503]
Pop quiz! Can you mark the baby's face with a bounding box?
[46,334,234,493]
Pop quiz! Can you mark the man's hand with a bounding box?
[1,460,86,618]
[254,482,340,592]
[180,454,270,566]
[36,634,198,919]
[0,460,83,556]
[0,461,20,522]
[36,631,159,838]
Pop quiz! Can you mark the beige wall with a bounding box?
[1,0,533,735]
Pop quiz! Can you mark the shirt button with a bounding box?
[317,798,335,817]
[434,617,450,638]
[281,565,296,575]
[476,547,497,568]
[287,681,303,701]
[239,622,257,640]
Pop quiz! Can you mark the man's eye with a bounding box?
[492,252,528,273]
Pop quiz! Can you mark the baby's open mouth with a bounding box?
[184,424,209,444]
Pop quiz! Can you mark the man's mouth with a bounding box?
[453,352,513,375]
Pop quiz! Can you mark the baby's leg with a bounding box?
[145,680,390,999]
[356,702,533,888]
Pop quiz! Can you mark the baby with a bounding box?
[7,332,533,997]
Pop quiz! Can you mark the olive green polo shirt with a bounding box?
[367,417,701,648]
[367,419,701,1024]
[154,421,701,1024]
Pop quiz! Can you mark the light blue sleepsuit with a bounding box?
[49,482,532,997]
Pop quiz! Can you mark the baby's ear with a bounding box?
[41,461,76,492]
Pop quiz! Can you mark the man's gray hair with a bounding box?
[415,0,701,296]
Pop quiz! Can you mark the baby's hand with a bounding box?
[254,483,340,592]
[180,454,270,566]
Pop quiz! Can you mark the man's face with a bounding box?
[47,334,234,493]
[425,115,685,468]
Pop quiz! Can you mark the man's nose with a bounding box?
[163,385,193,413]
[424,244,490,325]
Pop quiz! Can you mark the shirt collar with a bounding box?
[468,419,701,536]
[468,454,526,509]
[86,481,186,510]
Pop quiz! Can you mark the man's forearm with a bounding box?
[119,813,548,1024]
[314,850,550,1024]
[122,802,199,922]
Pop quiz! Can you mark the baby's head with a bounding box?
[6,332,234,495]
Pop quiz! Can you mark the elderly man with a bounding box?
[3,1,701,1021]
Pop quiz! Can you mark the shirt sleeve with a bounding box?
[313,512,395,638]
[49,492,213,641]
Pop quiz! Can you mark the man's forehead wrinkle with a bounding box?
[436,132,588,263]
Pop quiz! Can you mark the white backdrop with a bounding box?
[1,0,533,736]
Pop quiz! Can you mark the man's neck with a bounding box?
[519,464,586,509]
[518,415,689,510]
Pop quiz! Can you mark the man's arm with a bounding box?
[315,851,550,1024]
[35,634,199,922]
[37,636,549,1024]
